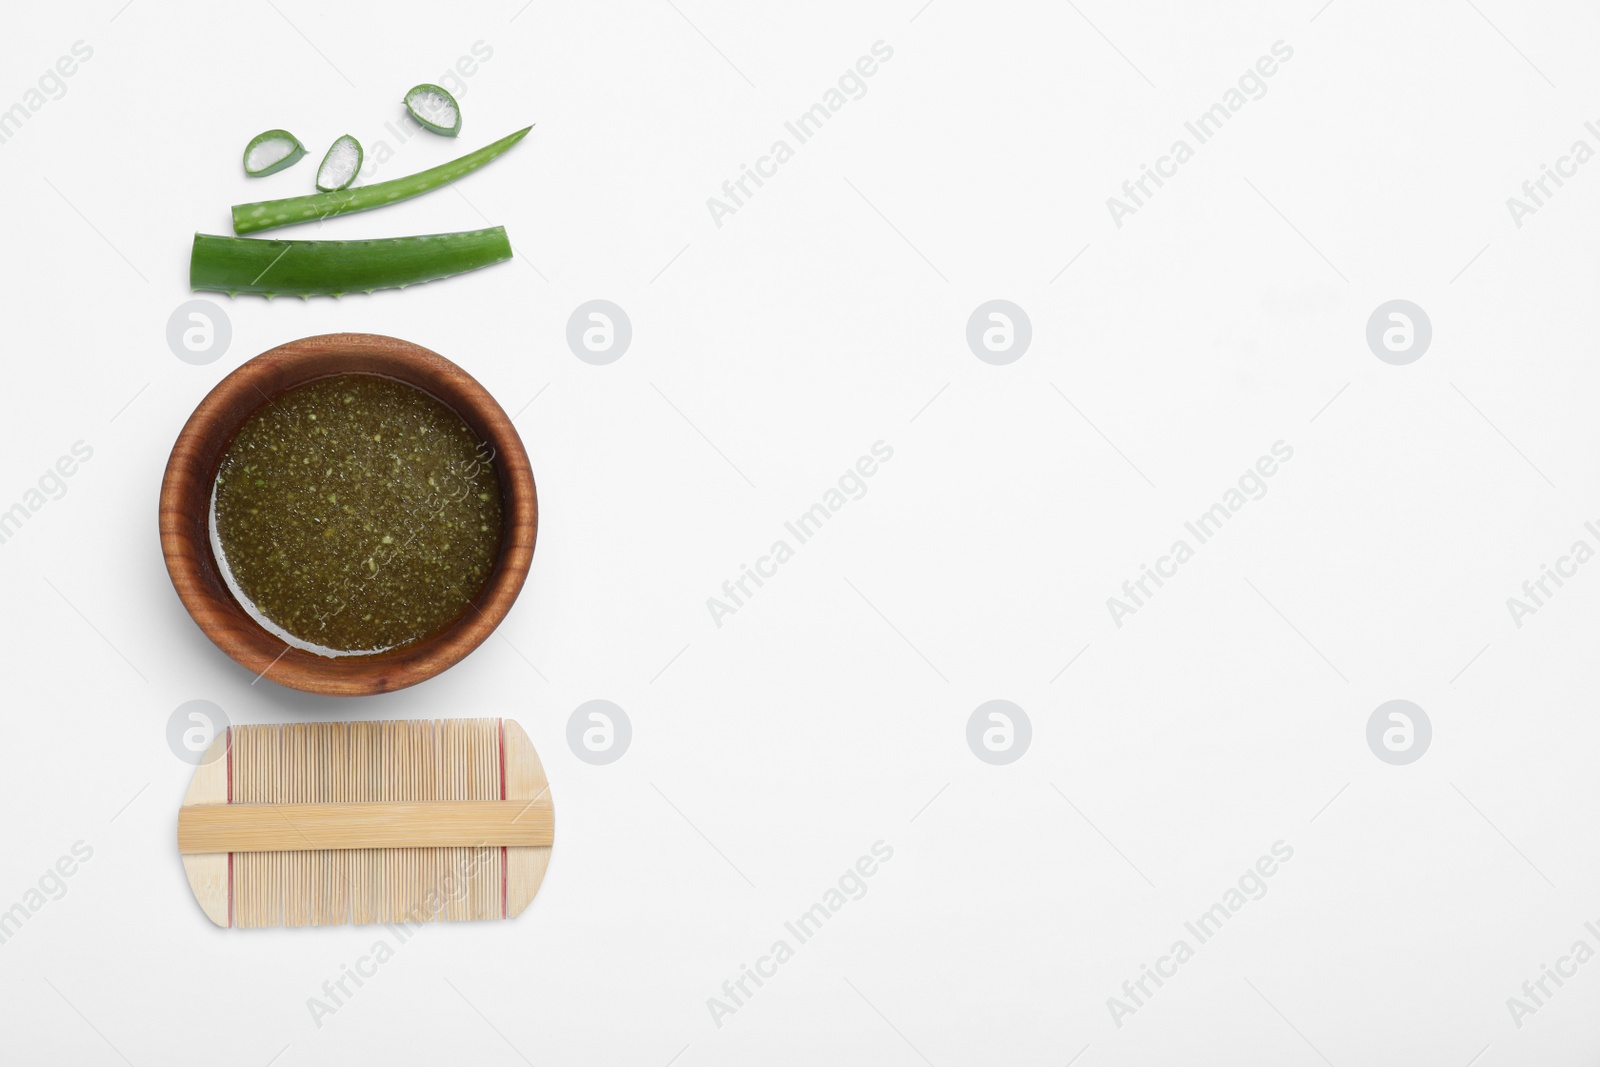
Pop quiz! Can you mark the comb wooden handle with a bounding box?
[178,799,554,854]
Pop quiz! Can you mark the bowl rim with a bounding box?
[159,332,537,696]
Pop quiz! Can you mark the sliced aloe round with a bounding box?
[242,129,305,177]
[404,84,461,136]
[315,134,363,192]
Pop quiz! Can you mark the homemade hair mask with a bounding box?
[211,374,502,654]
[161,332,536,696]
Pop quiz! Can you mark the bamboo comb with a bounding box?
[178,718,553,928]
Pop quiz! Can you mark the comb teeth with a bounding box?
[231,719,506,928]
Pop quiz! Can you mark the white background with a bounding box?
[2,0,1598,1063]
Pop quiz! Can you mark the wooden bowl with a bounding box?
[159,333,537,697]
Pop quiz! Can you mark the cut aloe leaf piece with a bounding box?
[189,226,514,297]
[232,125,532,234]
[404,84,461,136]
[315,134,363,192]
[243,130,306,177]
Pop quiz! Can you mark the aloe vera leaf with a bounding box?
[315,135,363,192]
[231,125,531,235]
[189,227,513,298]
[243,130,306,176]
[404,83,461,136]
